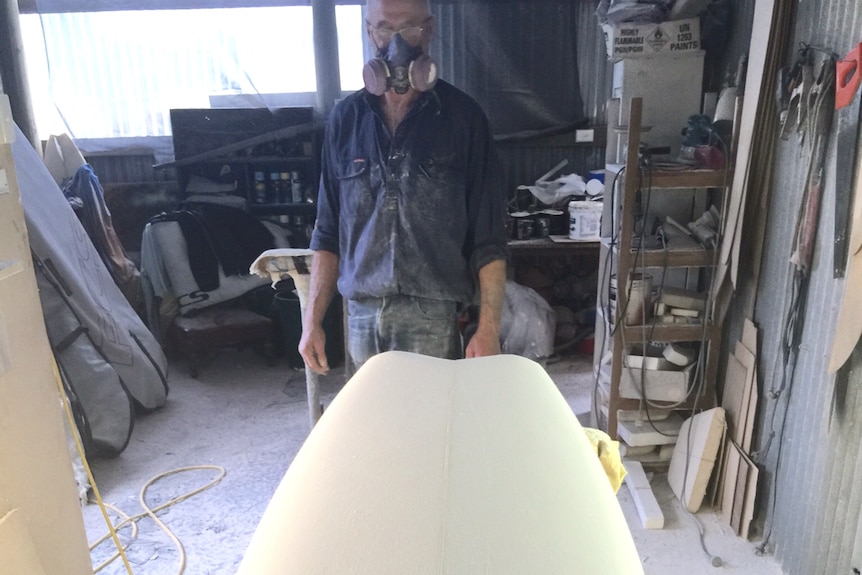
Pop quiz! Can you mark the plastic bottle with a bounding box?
[254,171,267,204]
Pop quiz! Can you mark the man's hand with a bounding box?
[466,259,506,358]
[299,250,339,375]
[465,324,501,358]
[299,324,330,374]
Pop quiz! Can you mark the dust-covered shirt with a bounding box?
[310,80,509,304]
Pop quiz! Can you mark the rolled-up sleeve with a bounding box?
[465,110,510,273]
[310,117,340,255]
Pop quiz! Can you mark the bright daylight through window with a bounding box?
[20,6,365,140]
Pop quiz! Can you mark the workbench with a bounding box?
[508,236,600,257]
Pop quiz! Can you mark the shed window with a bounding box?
[20,6,364,140]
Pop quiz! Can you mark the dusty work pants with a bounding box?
[347,295,462,370]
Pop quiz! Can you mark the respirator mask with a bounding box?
[363,31,438,96]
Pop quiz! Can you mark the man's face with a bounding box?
[366,0,434,53]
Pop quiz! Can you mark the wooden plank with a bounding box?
[623,460,664,529]
[739,450,760,540]
[721,353,749,445]
[720,441,741,525]
[707,426,728,509]
[733,340,757,453]
[718,0,776,278]
[742,318,758,354]
[731,447,748,535]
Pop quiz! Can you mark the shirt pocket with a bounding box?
[413,154,465,223]
[336,158,377,219]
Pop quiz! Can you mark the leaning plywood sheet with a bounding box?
[720,441,742,526]
[742,318,758,353]
[237,352,644,574]
[0,510,48,575]
[12,125,168,456]
[727,441,759,537]
[738,449,759,540]
[734,340,758,453]
[721,353,750,446]
[668,407,726,513]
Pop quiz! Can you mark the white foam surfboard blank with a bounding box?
[237,352,644,575]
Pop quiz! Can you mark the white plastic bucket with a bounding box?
[568,200,602,241]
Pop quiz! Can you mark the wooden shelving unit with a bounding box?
[594,97,730,440]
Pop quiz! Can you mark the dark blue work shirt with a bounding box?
[310,80,509,304]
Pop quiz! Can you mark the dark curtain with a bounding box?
[429,1,586,138]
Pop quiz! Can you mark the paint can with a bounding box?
[534,215,551,238]
[568,200,602,241]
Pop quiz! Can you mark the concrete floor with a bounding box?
[81,350,785,574]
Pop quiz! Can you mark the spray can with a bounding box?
[291,170,304,203]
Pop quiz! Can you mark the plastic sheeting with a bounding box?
[431,1,586,137]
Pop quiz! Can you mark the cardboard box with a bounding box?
[620,363,694,403]
[611,50,705,151]
[603,18,701,60]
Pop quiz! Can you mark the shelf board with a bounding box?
[613,390,716,412]
[641,167,730,189]
[602,236,717,268]
[625,246,716,267]
[621,322,720,342]
[606,163,730,189]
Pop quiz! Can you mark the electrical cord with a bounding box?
[53,351,227,575]
[623,162,707,427]
[592,166,625,427]
[620,137,733,567]
[88,465,227,575]
[52,357,137,575]
[90,503,139,573]
[679,128,734,567]
[691,512,725,568]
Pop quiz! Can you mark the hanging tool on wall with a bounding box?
[833,42,862,278]
[789,54,836,275]
[776,54,835,397]
[776,43,814,141]
[828,42,862,374]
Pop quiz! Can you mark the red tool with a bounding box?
[836,43,862,109]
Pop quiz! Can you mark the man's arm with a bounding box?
[299,250,340,374]
[465,258,506,358]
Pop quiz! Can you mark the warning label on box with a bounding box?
[646,27,669,53]
[603,17,701,59]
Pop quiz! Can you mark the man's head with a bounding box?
[363,0,438,95]
[366,0,434,54]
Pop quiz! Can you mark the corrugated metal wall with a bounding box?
[496,0,611,196]
[725,0,862,573]
[434,0,611,195]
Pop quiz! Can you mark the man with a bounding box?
[299,0,508,374]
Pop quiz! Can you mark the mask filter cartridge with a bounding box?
[363,33,438,95]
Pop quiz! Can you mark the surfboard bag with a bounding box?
[12,125,168,457]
